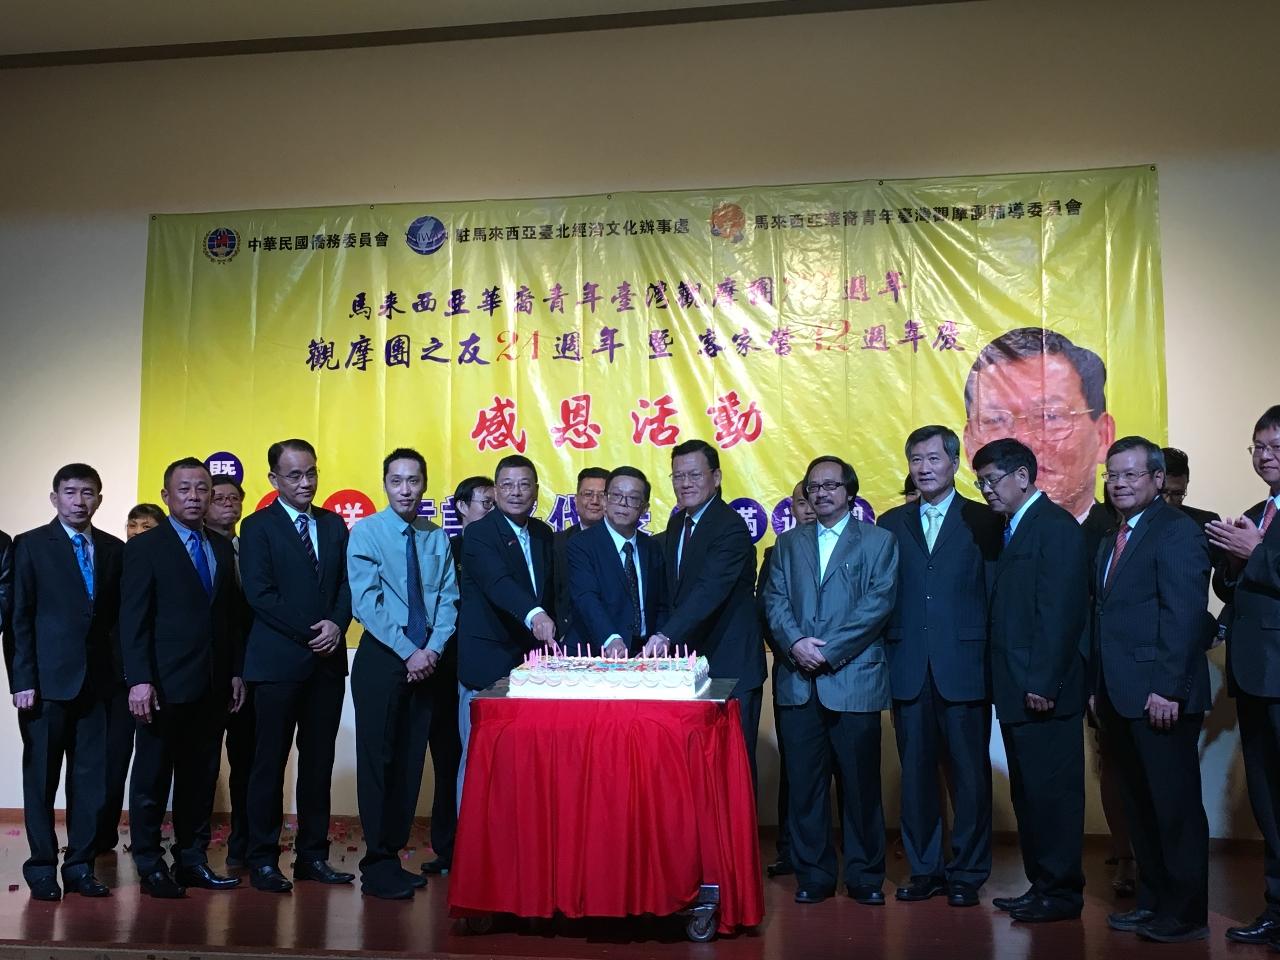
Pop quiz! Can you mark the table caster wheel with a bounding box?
[686,912,716,942]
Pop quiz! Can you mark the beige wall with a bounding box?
[1,0,1276,835]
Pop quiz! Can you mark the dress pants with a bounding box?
[19,689,106,885]
[1098,689,1208,926]
[352,636,434,886]
[778,693,885,892]
[224,687,256,862]
[128,691,226,876]
[426,658,460,864]
[1238,693,1280,919]
[891,666,992,886]
[245,670,346,868]
[736,685,764,793]
[95,683,134,853]
[1000,712,1085,910]
[770,678,792,864]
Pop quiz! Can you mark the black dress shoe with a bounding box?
[1106,908,1154,932]
[292,860,354,884]
[140,869,186,899]
[399,867,428,889]
[420,857,451,876]
[993,888,1037,912]
[175,863,241,890]
[794,886,832,904]
[1010,897,1082,923]
[64,874,110,897]
[1137,918,1209,943]
[848,884,886,906]
[766,858,795,878]
[250,865,293,893]
[1227,914,1280,944]
[29,878,61,902]
[947,882,980,908]
[361,879,414,900]
[896,876,945,902]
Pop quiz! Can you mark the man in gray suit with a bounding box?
[764,455,898,907]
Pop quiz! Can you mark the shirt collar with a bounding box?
[685,496,716,527]
[505,514,530,539]
[1008,490,1042,534]
[819,509,853,538]
[604,518,637,553]
[277,498,313,525]
[169,514,205,539]
[59,520,92,543]
[918,486,957,520]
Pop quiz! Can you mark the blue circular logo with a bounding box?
[405,215,447,255]
[205,452,244,484]
[771,497,796,535]
[203,227,239,264]
[728,497,768,544]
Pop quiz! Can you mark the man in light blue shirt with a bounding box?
[347,447,458,900]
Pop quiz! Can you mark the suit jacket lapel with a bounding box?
[905,506,929,556]
[794,523,820,591]
[1102,502,1159,597]
[929,495,966,555]
[995,496,1041,584]
[498,515,537,595]
[820,516,861,589]
[48,520,92,605]
[272,500,318,572]
[532,526,550,602]
[164,519,211,603]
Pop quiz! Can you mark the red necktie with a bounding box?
[1262,499,1277,535]
[1105,523,1131,589]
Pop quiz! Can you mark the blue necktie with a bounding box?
[73,533,94,599]
[296,514,319,575]
[1002,521,1013,548]
[188,530,214,597]
[404,526,428,649]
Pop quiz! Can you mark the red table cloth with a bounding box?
[447,696,764,934]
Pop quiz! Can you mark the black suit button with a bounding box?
[927,564,934,571]
[926,595,932,601]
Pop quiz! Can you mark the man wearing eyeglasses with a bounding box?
[565,467,667,656]
[1208,405,1280,947]
[554,467,610,640]
[962,328,1117,558]
[655,439,766,785]
[457,454,557,805]
[205,476,255,871]
[1092,438,1212,943]
[973,438,1088,923]
[763,455,898,906]
[878,426,1003,909]
[238,439,353,893]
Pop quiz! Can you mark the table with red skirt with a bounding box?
[447,682,764,936]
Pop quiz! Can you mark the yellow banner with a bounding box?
[140,165,1164,539]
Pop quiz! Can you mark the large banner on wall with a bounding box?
[139,164,1164,541]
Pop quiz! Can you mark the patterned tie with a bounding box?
[404,526,428,649]
[72,533,94,599]
[518,526,537,593]
[296,514,319,575]
[923,506,942,553]
[622,541,642,639]
[1105,523,1131,589]
[188,530,214,597]
[1002,520,1013,548]
[679,515,695,576]
[1262,498,1277,536]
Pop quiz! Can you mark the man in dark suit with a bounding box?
[879,426,1002,908]
[457,454,557,803]
[348,448,459,899]
[974,438,1088,923]
[121,457,246,898]
[1207,405,1280,946]
[418,475,494,879]
[653,439,766,785]
[9,463,122,900]
[238,439,354,893]
[566,466,667,656]
[553,467,608,638]
[1093,438,1212,943]
[764,456,898,906]
[758,481,815,879]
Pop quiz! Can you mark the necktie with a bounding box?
[622,542,642,639]
[72,533,94,599]
[296,514,319,575]
[1002,520,1013,548]
[1262,498,1277,535]
[923,506,942,553]
[188,530,214,597]
[1105,523,1131,589]
[518,526,537,593]
[404,527,428,649]
[679,515,695,575]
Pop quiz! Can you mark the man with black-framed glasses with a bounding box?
[1209,405,1280,947]
[565,466,667,657]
